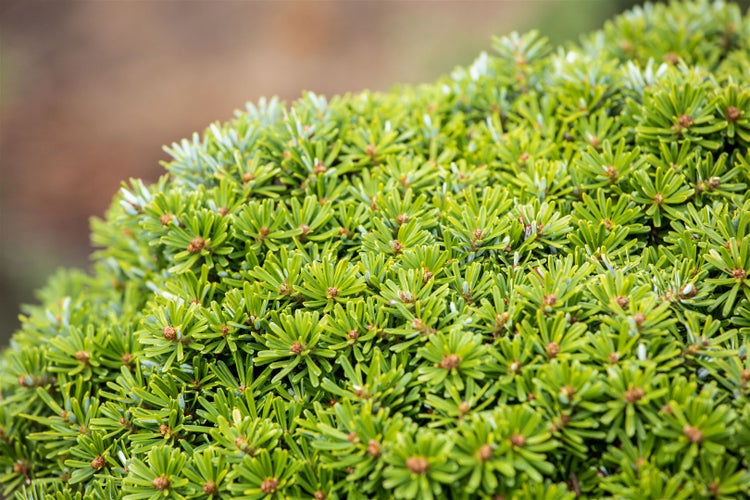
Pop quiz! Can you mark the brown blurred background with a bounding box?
[0,0,651,345]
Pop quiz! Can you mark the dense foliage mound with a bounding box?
[3,1,750,498]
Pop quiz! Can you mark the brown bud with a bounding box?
[546,342,559,358]
[258,226,270,240]
[653,193,665,206]
[422,269,434,283]
[152,476,170,491]
[604,166,619,183]
[203,481,218,495]
[367,439,381,457]
[163,326,177,341]
[476,444,492,462]
[260,478,280,494]
[75,351,90,365]
[347,329,359,340]
[326,287,339,298]
[90,456,106,470]
[458,401,471,415]
[726,106,741,123]
[396,213,409,226]
[542,294,557,307]
[615,296,629,308]
[633,313,646,329]
[664,52,680,65]
[494,312,509,334]
[187,236,205,253]
[677,114,694,129]
[406,456,429,475]
[509,360,522,374]
[290,341,304,355]
[683,424,703,443]
[625,387,645,403]
[608,352,620,364]
[121,353,133,365]
[314,491,326,500]
[510,434,526,448]
[218,207,229,217]
[347,432,358,443]
[365,144,376,159]
[160,213,173,226]
[313,159,327,175]
[706,176,721,190]
[298,224,311,237]
[560,386,576,400]
[391,239,403,255]
[732,268,747,280]
[159,424,170,436]
[679,283,697,299]
[440,354,461,370]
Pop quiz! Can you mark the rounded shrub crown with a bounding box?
[2,1,750,498]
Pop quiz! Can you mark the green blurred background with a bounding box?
[0,0,716,346]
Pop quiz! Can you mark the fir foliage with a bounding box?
[2,1,750,498]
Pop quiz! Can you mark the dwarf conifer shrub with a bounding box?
[3,1,750,498]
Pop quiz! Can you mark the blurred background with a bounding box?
[0,0,658,345]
